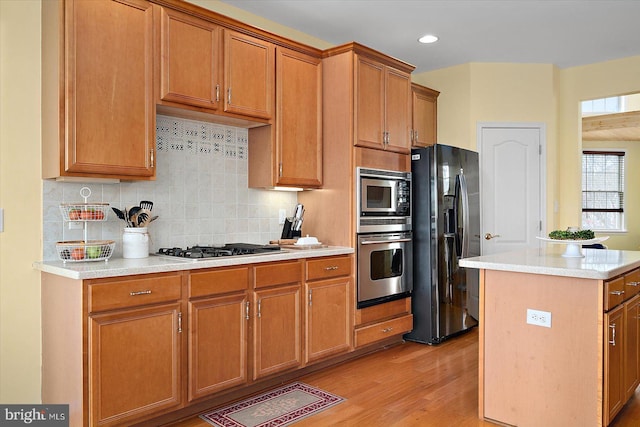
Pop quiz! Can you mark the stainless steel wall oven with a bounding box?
[356,232,413,308]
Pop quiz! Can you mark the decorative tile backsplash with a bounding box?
[42,115,297,261]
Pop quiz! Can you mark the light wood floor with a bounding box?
[169,328,640,426]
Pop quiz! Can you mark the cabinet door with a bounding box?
[224,30,274,119]
[253,285,302,379]
[355,55,385,149]
[189,293,248,401]
[384,67,412,153]
[305,277,352,364]
[159,7,221,110]
[411,84,439,147]
[604,304,625,425]
[275,47,323,187]
[66,0,155,178]
[624,294,640,400]
[89,303,182,425]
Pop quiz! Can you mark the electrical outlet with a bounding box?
[527,308,552,328]
[278,209,287,225]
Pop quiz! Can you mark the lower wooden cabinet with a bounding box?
[89,303,183,426]
[252,261,303,379]
[605,304,625,425]
[305,256,353,363]
[354,297,413,348]
[604,272,640,426]
[42,254,367,426]
[624,294,640,399]
[85,272,184,426]
[253,284,302,379]
[188,293,248,400]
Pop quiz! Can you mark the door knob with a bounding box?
[485,233,501,240]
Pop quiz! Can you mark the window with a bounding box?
[581,96,623,115]
[582,151,625,231]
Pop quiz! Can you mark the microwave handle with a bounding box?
[360,238,412,245]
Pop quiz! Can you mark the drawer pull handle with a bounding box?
[610,323,617,346]
[610,290,625,296]
[130,290,152,296]
[324,266,339,271]
[178,312,182,333]
[382,327,394,333]
[628,281,640,287]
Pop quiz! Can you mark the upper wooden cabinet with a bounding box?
[355,53,412,154]
[411,83,440,147]
[249,47,323,189]
[42,0,156,180]
[224,30,275,120]
[157,10,274,122]
[158,7,222,110]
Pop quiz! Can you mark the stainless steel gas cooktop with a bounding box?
[156,243,281,260]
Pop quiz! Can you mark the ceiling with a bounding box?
[220,0,640,74]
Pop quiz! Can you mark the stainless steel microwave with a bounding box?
[356,167,411,233]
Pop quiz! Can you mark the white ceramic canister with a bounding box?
[122,227,149,259]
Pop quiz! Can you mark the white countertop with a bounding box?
[33,246,354,280]
[459,247,640,280]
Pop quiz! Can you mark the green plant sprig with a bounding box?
[548,229,595,240]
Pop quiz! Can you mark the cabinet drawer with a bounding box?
[88,273,182,313]
[254,261,302,288]
[306,256,351,281]
[354,314,413,348]
[625,269,640,299]
[605,276,626,311]
[190,267,249,298]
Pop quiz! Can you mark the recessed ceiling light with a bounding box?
[418,34,439,44]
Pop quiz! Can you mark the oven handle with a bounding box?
[360,238,412,245]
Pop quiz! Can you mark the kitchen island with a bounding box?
[460,247,640,427]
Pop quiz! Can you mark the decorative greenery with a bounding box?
[548,229,595,240]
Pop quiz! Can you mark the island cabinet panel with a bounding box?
[158,7,222,110]
[42,0,156,180]
[623,294,640,400]
[603,268,640,425]
[481,270,601,427]
[605,304,625,425]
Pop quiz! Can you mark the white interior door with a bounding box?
[478,123,545,255]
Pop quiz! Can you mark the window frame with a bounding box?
[581,149,626,232]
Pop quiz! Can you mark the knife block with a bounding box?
[281,218,301,239]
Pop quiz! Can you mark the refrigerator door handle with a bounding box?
[458,172,470,258]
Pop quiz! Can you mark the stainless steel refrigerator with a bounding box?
[405,144,480,344]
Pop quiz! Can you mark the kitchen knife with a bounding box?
[294,205,304,231]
